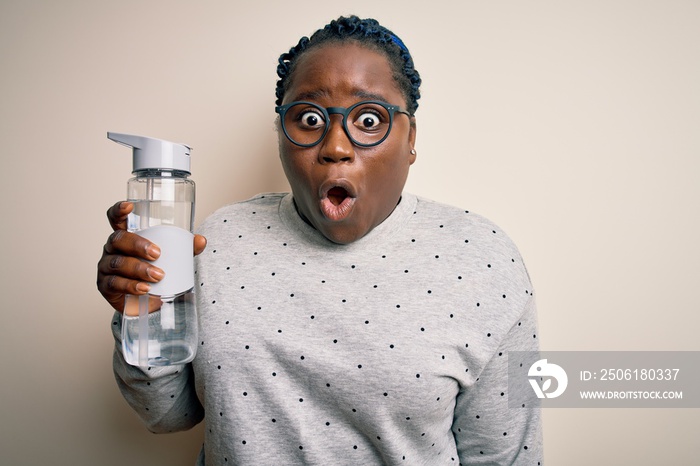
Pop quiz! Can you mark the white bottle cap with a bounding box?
[108,132,191,174]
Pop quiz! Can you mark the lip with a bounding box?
[318,178,357,222]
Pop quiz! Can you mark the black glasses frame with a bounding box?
[275,100,412,148]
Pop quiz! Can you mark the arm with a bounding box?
[98,201,207,432]
[453,296,543,465]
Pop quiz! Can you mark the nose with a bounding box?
[318,115,354,164]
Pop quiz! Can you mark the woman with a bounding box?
[98,15,542,465]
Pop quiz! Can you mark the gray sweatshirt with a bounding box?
[113,192,543,465]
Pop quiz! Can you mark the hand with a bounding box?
[96,201,207,313]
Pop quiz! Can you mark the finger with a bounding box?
[104,229,161,261]
[107,201,133,231]
[96,271,151,314]
[98,254,164,284]
[99,278,163,315]
[194,234,207,256]
[99,273,153,297]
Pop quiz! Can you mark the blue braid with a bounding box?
[389,34,408,52]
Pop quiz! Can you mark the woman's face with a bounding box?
[278,43,417,244]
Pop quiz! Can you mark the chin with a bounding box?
[318,224,365,245]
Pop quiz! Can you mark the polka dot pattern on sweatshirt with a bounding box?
[129,193,541,465]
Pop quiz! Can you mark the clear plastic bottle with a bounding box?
[108,132,197,366]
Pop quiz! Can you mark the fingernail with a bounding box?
[136,282,151,293]
[147,244,161,259]
[148,267,165,280]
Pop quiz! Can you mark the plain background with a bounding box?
[1,1,698,465]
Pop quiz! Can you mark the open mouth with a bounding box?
[319,181,356,221]
[327,186,349,206]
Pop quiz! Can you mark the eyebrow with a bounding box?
[291,89,330,102]
[353,90,390,102]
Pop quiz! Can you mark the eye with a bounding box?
[354,111,382,130]
[297,110,325,129]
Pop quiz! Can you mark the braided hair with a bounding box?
[275,15,422,115]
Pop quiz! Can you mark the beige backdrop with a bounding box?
[1,1,698,465]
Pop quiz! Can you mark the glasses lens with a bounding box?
[283,103,327,146]
[347,102,391,146]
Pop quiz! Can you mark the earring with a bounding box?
[410,149,416,155]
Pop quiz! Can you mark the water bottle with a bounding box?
[108,132,197,367]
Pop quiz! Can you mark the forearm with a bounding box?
[111,312,204,433]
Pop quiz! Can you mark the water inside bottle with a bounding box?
[122,290,197,366]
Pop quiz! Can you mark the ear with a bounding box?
[408,116,417,165]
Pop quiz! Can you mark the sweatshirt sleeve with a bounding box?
[452,295,543,465]
[111,311,204,433]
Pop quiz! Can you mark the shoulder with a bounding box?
[197,193,287,235]
[409,194,533,289]
[412,196,522,254]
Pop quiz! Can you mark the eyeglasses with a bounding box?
[275,100,412,148]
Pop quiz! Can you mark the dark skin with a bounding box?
[278,43,417,244]
[96,201,207,313]
[97,42,416,311]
